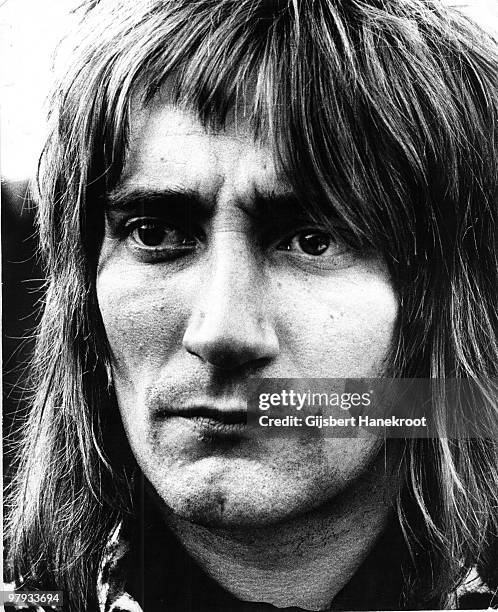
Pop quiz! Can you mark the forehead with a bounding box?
[118,98,291,202]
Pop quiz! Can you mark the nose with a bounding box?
[182,235,279,370]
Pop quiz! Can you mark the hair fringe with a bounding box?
[5,1,498,609]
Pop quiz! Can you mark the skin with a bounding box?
[96,99,400,608]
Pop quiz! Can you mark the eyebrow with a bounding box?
[104,186,208,214]
[236,190,311,225]
[104,185,307,222]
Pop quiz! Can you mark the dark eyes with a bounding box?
[133,222,196,249]
[125,219,343,263]
[277,231,331,256]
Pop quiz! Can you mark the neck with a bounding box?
[163,460,398,611]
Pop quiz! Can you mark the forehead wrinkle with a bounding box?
[125,97,295,221]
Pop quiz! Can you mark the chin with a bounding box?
[166,491,281,529]
[148,460,346,530]
[165,493,318,529]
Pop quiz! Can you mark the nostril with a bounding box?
[182,314,279,370]
[183,335,230,365]
[195,343,244,370]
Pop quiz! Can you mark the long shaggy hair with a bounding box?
[5,0,498,609]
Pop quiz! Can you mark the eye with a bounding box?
[126,219,198,260]
[277,230,333,256]
[131,222,189,248]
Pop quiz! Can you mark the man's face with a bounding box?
[97,99,399,528]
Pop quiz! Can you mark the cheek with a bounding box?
[96,254,398,383]
[95,263,191,376]
[275,269,398,377]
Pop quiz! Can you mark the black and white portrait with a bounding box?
[2,1,498,610]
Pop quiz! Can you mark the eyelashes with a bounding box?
[111,216,353,268]
[273,228,353,270]
[114,217,200,262]
[277,231,333,256]
[129,220,197,249]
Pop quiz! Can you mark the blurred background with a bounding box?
[1,0,80,471]
[1,0,498,466]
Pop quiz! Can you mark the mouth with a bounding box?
[158,405,248,437]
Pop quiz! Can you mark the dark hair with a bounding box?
[6,0,498,609]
